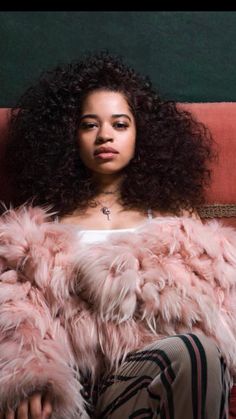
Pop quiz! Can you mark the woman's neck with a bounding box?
[93,173,123,196]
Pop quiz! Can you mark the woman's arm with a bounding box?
[0,207,89,419]
[0,272,87,418]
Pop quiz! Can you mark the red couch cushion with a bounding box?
[0,108,11,203]
[180,103,236,228]
[181,103,236,204]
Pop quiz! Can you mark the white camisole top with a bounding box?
[77,209,158,245]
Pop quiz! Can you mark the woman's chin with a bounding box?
[90,165,128,176]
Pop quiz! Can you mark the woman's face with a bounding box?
[77,90,136,175]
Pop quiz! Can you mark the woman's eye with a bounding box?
[79,122,97,130]
[114,122,128,129]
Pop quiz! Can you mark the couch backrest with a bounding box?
[180,103,236,227]
[1,104,236,226]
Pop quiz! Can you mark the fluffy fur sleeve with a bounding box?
[73,217,236,375]
[0,207,89,418]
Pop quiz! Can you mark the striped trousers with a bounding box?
[93,333,232,419]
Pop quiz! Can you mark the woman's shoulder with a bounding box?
[179,209,201,220]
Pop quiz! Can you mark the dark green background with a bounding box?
[1,11,236,106]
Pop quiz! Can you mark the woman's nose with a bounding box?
[96,124,113,143]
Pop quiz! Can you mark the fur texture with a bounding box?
[0,206,236,417]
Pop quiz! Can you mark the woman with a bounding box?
[0,51,235,418]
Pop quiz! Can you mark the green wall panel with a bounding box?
[1,11,236,106]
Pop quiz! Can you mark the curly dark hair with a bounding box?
[6,51,216,217]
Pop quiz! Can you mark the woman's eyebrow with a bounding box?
[80,114,98,120]
[80,113,132,121]
[111,114,131,121]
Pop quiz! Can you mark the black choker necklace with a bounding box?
[100,190,118,195]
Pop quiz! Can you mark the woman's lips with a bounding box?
[95,152,119,159]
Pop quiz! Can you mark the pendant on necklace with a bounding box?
[101,206,111,221]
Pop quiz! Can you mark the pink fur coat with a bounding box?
[0,206,236,418]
